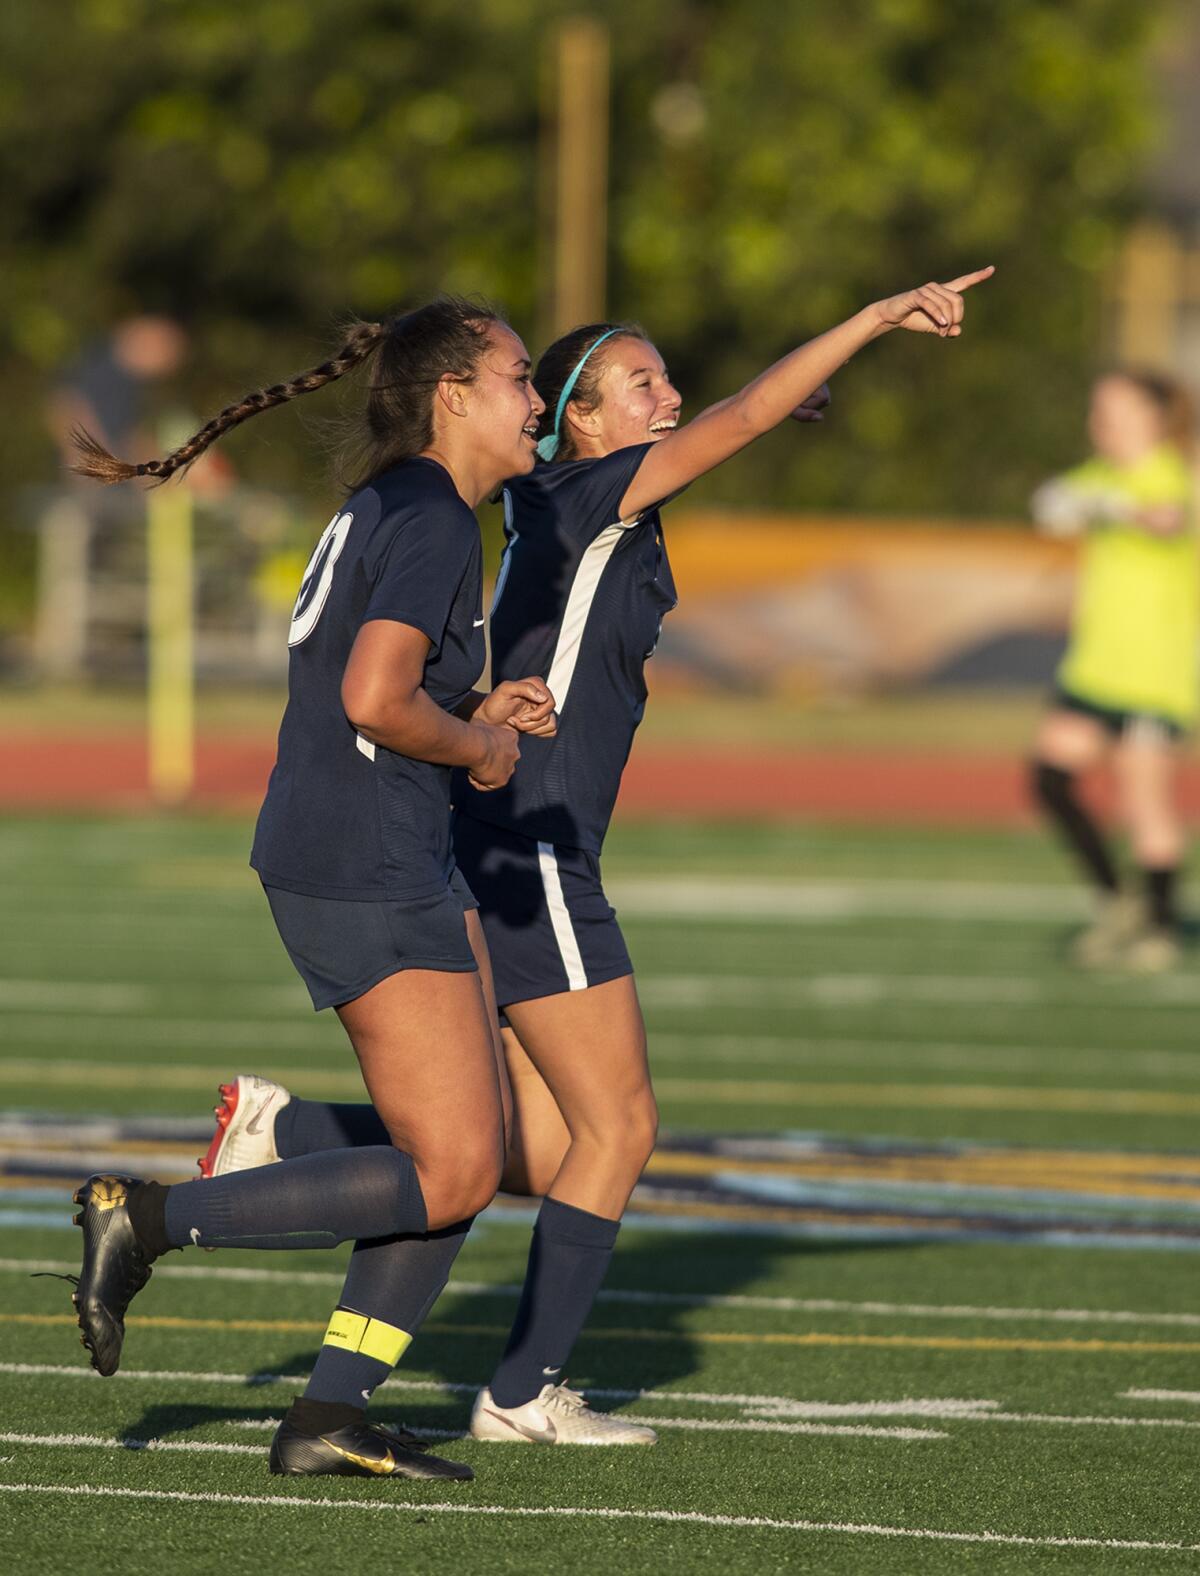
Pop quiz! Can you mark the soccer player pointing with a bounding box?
[214,266,994,1447]
[453,264,995,1443]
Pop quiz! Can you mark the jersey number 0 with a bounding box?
[288,511,354,646]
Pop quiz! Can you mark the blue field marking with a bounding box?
[5,1118,1200,1249]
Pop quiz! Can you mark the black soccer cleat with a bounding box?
[71,1174,155,1377]
[269,1415,474,1481]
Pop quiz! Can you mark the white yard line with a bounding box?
[608,876,1090,923]
[1122,1389,1200,1404]
[9,1021,1198,1084]
[5,1367,1198,1435]
[4,1263,1197,1329]
[0,1479,1193,1553]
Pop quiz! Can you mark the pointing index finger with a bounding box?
[943,265,996,293]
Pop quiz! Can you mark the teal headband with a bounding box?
[536,327,622,462]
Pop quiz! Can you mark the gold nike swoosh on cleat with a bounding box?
[323,1438,396,1475]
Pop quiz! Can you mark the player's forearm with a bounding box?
[726,307,887,438]
[349,686,489,771]
[626,308,884,513]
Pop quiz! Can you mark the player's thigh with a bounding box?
[1033,708,1111,771]
[336,965,505,1182]
[504,975,656,1146]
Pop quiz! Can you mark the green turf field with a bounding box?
[2,814,1199,1572]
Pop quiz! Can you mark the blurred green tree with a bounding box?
[0,0,1170,624]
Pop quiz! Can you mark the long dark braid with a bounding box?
[72,298,504,489]
[70,321,386,485]
[70,319,388,485]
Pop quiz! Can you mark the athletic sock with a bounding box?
[1030,762,1119,892]
[124,1180,173,1260]
[488,1197,620,1409]
[162,1145,426,1251]
[275,1098,389,1159]
[303,1220,474,1408]
[1143,865,1179,931]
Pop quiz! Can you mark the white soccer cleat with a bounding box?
[197,1074,291,1177]
[470,1382,657,1445]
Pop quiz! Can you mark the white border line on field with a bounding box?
[0,1480,1194,1553]
[1122,1388,1200,1405]
[4,1259,1199,1328]
[6,1368,1200,1436]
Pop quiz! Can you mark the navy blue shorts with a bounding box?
[451,813,633,1009]
[263,867,479,1012]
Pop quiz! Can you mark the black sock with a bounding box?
[488,1197,620,1409]
[1143,866,1179,930]
[285,1396,365,1436]
[1030,762,1119,891]
[125,1180,172,1260]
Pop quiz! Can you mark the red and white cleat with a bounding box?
[197,1074,291,1178]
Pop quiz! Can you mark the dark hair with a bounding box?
[533,321,647,461]
[70,296,504,490]
[1104,368,1196,455]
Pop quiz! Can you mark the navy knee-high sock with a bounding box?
[162,1146,425,1250]
[276,1098,389,1157]
[267,1103,472,1408]
[488,1197,620,1409]
[303,1220,474,1408]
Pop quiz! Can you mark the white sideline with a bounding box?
[4,1260,1198,1328]
[6,1368,1200,1435]
[0,1480,1194,1553]
[8,1017,1200,1083]
[9,969,1200,1018]
[1122,1388,1200,1404]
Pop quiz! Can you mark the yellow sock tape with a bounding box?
[322,1307,411,1368]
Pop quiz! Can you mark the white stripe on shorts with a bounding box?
[537,841,588,991]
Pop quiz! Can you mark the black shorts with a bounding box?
[452,813,633,1009]
[263,867,479,1012]
[1052,686,1185,745]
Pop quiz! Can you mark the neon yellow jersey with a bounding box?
[1056,444,1199,724]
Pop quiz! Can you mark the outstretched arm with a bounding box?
[619,268,994,520]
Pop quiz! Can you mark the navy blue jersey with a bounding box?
[252,458,485,901]
[455,444,676,852]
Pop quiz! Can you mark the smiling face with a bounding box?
[564,336,682,458]
[462,324,546,483]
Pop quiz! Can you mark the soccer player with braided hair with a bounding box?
[67,297,558,1481]
[202,265,994,1447]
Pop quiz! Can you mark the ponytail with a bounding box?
[70,295,505,491]
[70,321,387,485]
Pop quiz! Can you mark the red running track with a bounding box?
[4,732,1199,822]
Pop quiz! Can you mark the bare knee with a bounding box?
[415,1139,504,1229]
[624,1090,659,1169]
[573,1087,658,1176]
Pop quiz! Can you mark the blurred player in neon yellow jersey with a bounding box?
[1030,370,1197,970]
